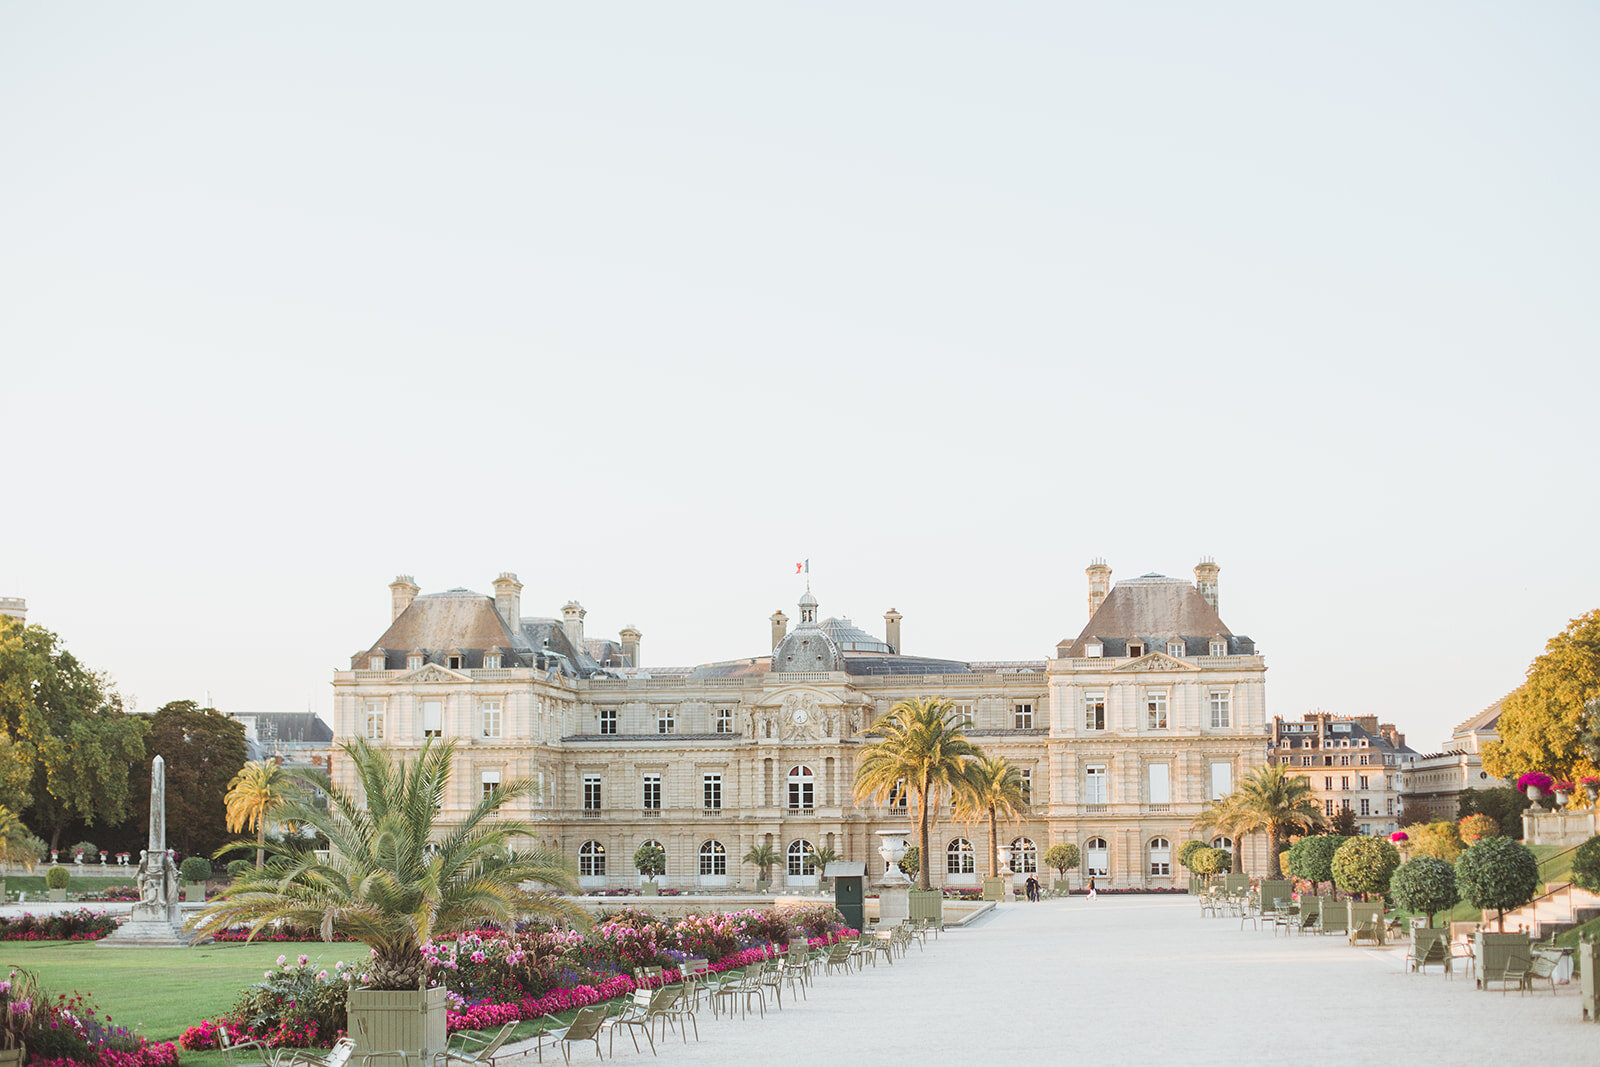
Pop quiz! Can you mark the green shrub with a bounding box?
[70,841,98,860]
[1390,857,1458,926]
[1568,835,1600,894]
[227,859,253,879]
[1286,835,1347,888]
[633,842,666,881]
[1456,836,1540,930]
[1042,843,1080,876]
[1177,840,1206,870]
[1331,837,1400,899]
[1189,847,1229,876]
[180,857,213,884]
[44,866,69,890]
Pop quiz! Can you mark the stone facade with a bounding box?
[1269,713,1413,837]
[1396,695,1508,823]
[330,561,1271,888]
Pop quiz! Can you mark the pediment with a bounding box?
[399,663,472,684]
[1110,651,1200,672]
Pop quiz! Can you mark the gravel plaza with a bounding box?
[558,896,1595,1066]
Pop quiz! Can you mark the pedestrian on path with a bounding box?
[1087,875,1097,901]
[1025,875,1039,902]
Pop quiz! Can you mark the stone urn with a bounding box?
[876,830,910,884]
[1554,789,1569,810]
[1586,782,1600,805]
[1525,785,1544,811]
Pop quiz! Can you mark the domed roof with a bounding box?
[818,617,892,654]
[798,589,818,607]
[772,626,844,672]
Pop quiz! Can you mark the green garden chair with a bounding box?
[435,1022,521,1067]
[534,1005,608,1063]
[217,1028,272,1067]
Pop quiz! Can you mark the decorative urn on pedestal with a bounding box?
[875,829,912,925]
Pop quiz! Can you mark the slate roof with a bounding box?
[1060,574,1255,658]
[355,591,608,677]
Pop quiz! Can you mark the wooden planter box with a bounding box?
[348,986,447,1067]
[184,884,205,903]
[1321,900,1349,935]
[908,889,942,924]
[1349,902,1383,928]
[1474,931,1531,990]
[1258,881,1291,911]
[981,877,1006,901]
[46,889,66,902]
[1579,938,1598,1021]
[639,882,659,897]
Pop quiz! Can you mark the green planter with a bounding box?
[640,882,659,897]
[46,889,66,903]
[908,889,942,924]
[348,986,447,1067]
[183,884,205,903]
[1349,901,1383,928]
[1579,938,1598,1021]
[1474,931,1531,991]
[1321,900,1349,935]
[1258,881,1291,911]
[981,877,1007,901]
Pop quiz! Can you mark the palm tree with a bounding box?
[196,738,583,990]
[744,842,779,886]
[224,759,290,869]
[853,697,978,891]
[952,752,1027,877]
[1193,792,1247,874]
[1227,763,1327,869]
[0,805,37,873]
[809,843,840,891]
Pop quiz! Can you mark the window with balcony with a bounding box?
[787,766,814,811]
[583,775,602,811]
[1084,695,1106,731]
[1148,763,1170,805]
[1085,764,1107,805]
[703,773,722,810]
[888,778,908,810]
[643,774,661,810]
[480,769,500,801]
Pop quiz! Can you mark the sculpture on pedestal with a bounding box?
[100,755,188,947]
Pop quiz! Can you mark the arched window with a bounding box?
[579,841,605,877]
[1211,835,1233,853]
[946,838,975,875]
[1149,837,1172,876]
[698,840,726,877]
[787,766,814,810]
[1010,837,1037,873]
[787,839,815,877]
[1085,836,1109,878]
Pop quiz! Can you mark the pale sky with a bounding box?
[2,3,1596,753]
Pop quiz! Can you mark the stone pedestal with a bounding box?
[99,756,191,948]
[878,884,911,925]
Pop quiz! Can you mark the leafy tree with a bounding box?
[179,857,213,884]
[1286,835,1348,892]
[224,759,291,869]
[196,738,584,990]
[1043,843,1080,880]
[1331,837,1400,900]
[1210,764,1326,871]
[1390,857,1458,927]
[952,752,1027,877]
[898,846,919,878]
[132,701,248,858]
[632,842,666,882]
[1455,836,1540,932]
[853,697,978,891]
[1403,820,1464,863]
[0,618,148,850]
[1457,786,1531,839]
[1328,807,1358,835]
[1176,840,1206,871]
[1484,609,1600,784]
[44,866,69,890]
[744,843,778,884]
[1189,847,1229,876]
[1457,814,1501,844]
[1570,835,1600,894]
[0,805,37,872]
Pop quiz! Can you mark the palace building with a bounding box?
[330,559,1271,889]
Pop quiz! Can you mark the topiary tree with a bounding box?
[1177,840,1206,871]
[1286,835,1347,892]
[1567,834,1600,894]
[44,866,69,890]
[1390,857,1458,926]
[1456,836,1541,931]
[227,858,252,880]
[1043,843,1080,882]
[1458,813,1501,844]
[179,857,213,884]
[1189,847,1229,876]
[633,842,666,884]
[1405,820,1464,862]
[1331,837,1400,900]
[898,846,920,878]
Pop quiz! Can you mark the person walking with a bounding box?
[1087,874,1097,901]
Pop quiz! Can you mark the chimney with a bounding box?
[619,626,642,667]
[390,575,419,621]
[1194,558,1219,612]
[770,609,789,650]
[883,609,902,653]
[492,572,523,632]
[561,601,587,650]
[1086,559,1111,617]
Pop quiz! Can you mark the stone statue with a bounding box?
[102,756,187,947]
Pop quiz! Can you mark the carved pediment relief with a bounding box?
[1110,651,1200,673]
[400,663,471,684]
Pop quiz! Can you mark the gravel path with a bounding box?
[514,896,1594,1065]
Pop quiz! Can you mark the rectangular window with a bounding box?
[1324,756,1334,766]
[1301,756,1311,767]
[1386,798,1394,816]
[1020,769,1032,804]
[599,707,618,735]
[888,778,908,810]
[1341,776,1350,790]
[1148,763,1171,804]
[642,774,661,810]
[703,774,722,810]
[481,701,502,739]
[716,708,734,734]
[480,769,500,801]
[421,700,443,738]
[364,701,384,740]
[1014,702,1034,729]
[1360,798,1371,815]
[1340,755,1350,766]
[1325,798,1333,816]
[1325,777,1333,790]
[1208,690,1231,729]
[1085,764,1107,804]
[1209,761,1232,800]
[954,703,975,727]
[700,843,726,876]
[1359,775,1369,790]
[583,774,602,811]
[1146,692,1168,730]
[1083,695,1106,731]
[657,708,675,734]
[1341,798,1351,811]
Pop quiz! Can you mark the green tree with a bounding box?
[1390,857,1458,927]
[952,752,1027,877]
[0,619,149,850]
[1328,807,1358,835]
[633,842,666,883]
[1331,837,1400,900]
[1286,835,1348,892]
[1570,835,1600,894]
[744,842,778,884]
[0,805,37,873]
[1457,786,1531,839]
[853,697,978,891]
[1042,843,1080,882]
[1455,836,1540,932]
[1176,840,1206,871]
[1214,764,1327,871]
[1404,820,1464,863]
[1193,795,1246,874]
[1189,847,1229,876]
[1483,609,1600,784]
[133,701,248,857]
[196,738,583,989]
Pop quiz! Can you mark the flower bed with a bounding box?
[0,910,118,942]
[1064,887,1188,895]
[3,969,179,1067]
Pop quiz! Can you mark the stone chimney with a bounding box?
[619,626,642,667]
[390,575,419,621]
[883,609,902,653]
[770,609,789,650]
[561,601,587,650]
[1086,559,1111,617]
[1195,558,1219,612]
[492,572,523,632]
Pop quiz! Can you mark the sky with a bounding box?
[2,3,1596,752]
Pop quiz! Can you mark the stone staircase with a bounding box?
[1491,881,1600,940]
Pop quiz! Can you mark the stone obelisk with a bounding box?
[100,755,189,947]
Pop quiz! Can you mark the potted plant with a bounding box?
[1456,836,1540,989]
[1517,771,1554,809]
[744,843,777,892]
[1554,781,1575,809]
[1582,777,1600,805]
[194,738,585,1067]
[633,842,665,896]
[1043,843,1080,891]
[179,857,212,902]
[44,865,69,902]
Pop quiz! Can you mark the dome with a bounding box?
[819,617,892,654]
[798,589,818,607]
[772,626,843,672]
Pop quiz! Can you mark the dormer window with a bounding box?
[483,652,502,670]
[1127,641,1145,658]
[1085,640,1103,658]
[407,652,425,671]
[1209,638,1227,657]
[368,654,386,671]
[1166,640,1185,658]
[448,655,463,670]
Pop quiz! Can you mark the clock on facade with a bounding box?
[792,708,809,725]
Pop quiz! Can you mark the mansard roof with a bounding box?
[370,589,524,655]
[1061,574,1255,657]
